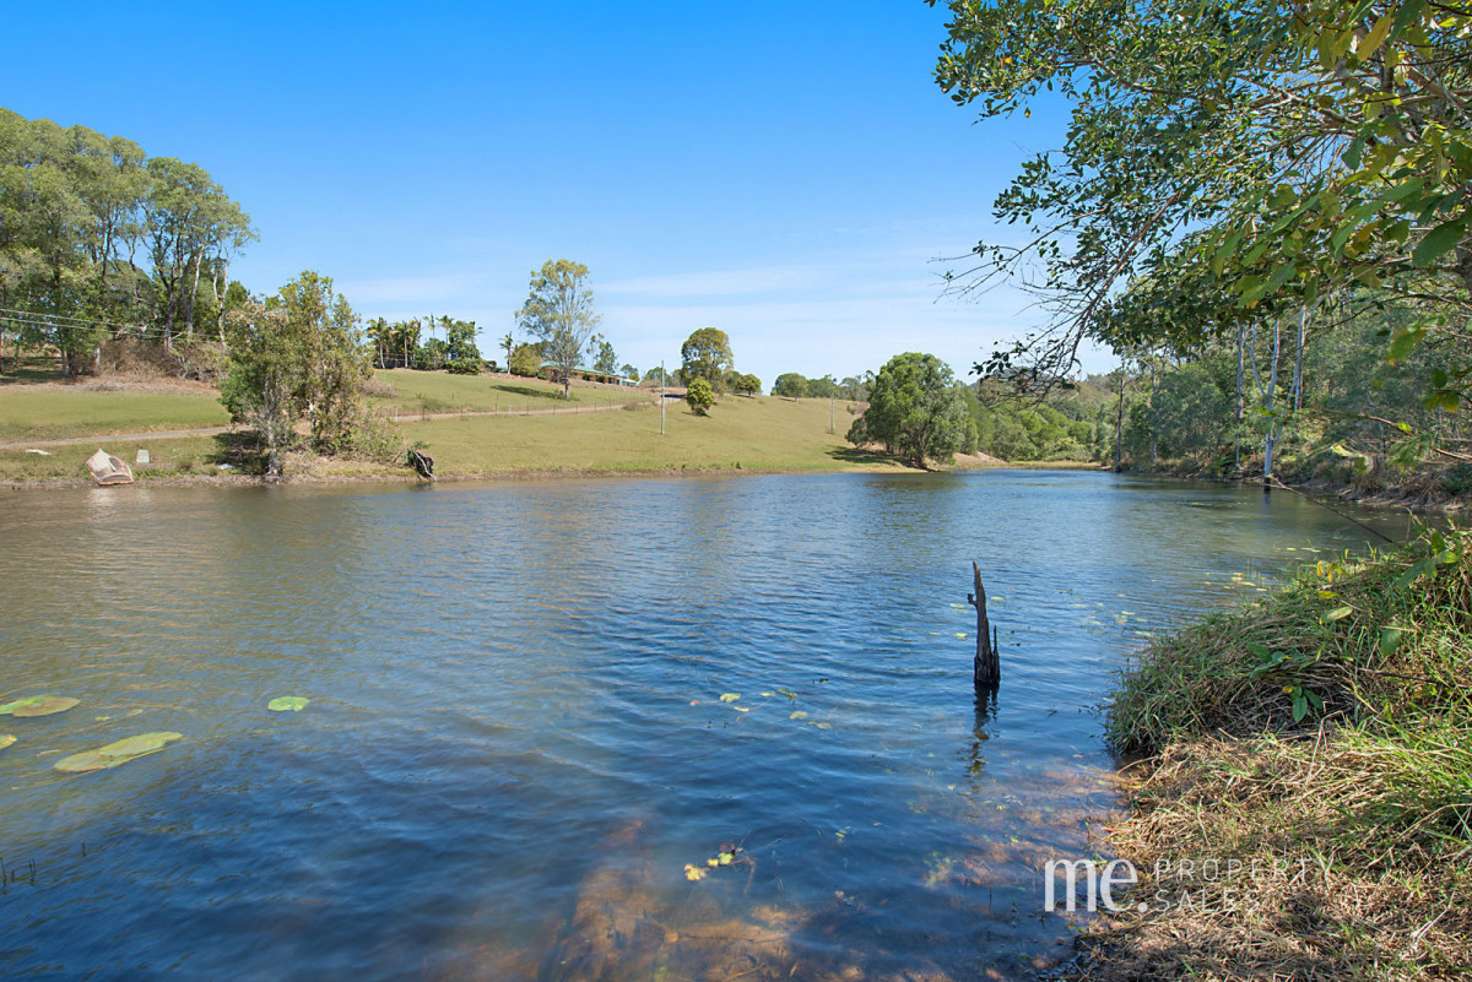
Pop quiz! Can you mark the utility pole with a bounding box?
[660,360,666,436]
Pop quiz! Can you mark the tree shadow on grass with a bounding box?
[827,446,907,468]
[489,383,566,402]
[207,431,268,476]
[0,357,66,385]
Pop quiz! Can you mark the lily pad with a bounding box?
[53,732,183,774]
[0,695,80,718]
[267,696,311,712]
[0,735,15,751]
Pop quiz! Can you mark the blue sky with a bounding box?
[3,1,1101,383]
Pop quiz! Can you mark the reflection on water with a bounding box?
[0,471,1398,978]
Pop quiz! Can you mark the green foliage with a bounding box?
[221,270,373,477]
[731,372,761,396]
[442,316,482,373]
[680,327,734,390]
[0,108,254,374]
[930,0,1472,459]
[856,352,972,468]
[517,259,599,398]
[590,333,618,375]
[686,376,715,415]
[509,342,542,377]
[772,372,809,398]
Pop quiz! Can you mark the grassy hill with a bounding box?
[0,362,903,484]
[0,363,632,443]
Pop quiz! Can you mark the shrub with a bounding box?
[686,377,715,415]
[509,343,542,377]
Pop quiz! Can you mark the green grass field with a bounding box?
[396,393,894,477]
[0,384,903,485]
[0,367,644,444]
[0,384,230,442]
[370,369,645,415]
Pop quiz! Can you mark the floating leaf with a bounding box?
[716,851,735,866]
[759,691,774,698]
[789,711,808,720]
[267,696,310,712]
[718,692,740,703]
[732,705,750,713]
[813,721,833,730]
[0,735,14,751]
[54,732,183,774]
[683,864,707,882]
[0,695,80,718]
[954,632,968,640]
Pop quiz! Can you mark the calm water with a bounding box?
[0,471,1401,979]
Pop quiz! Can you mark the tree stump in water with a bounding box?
[407,449,435,482]
[968,561,1000,692]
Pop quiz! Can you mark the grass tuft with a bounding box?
[1081,527,1472,979]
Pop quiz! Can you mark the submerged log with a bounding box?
[967,561,1000,691]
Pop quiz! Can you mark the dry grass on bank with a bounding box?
[1077,530,1472,979]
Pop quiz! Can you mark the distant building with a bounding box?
[538,360,638,387]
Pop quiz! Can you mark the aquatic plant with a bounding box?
[0,695,79,718]
[53,732,183,773]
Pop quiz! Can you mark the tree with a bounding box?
[772,372,809,398]
[509,342,542,377]
[621,362,639,382]
[270,270,370,453]
[220,301,300,478]
[219,271,371,477]
[930,0,1472,461]
[443,316,482,373]
[590,333,619,375]
[642,365,670,387]
[500,332,515,373]
[516,259,599,398]
[853,352,971,468]
[732,372,761,397]
[807,374,840,399]
[366,317,393,368]
[686,376,715,415]
[680,327,733,390]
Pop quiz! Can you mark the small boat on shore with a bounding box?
[86,448,134,486]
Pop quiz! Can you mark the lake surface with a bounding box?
[0,471,1403,979]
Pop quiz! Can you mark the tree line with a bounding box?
[0,108,254,374]
[926,0,1471,491]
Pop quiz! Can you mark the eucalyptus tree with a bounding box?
[516,259,600,398]
[930,0,1471,435]
[680,327,734,390]
[143,156,252,347]
[590,332,619,375]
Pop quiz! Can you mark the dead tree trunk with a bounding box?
[968,561,1000,691]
